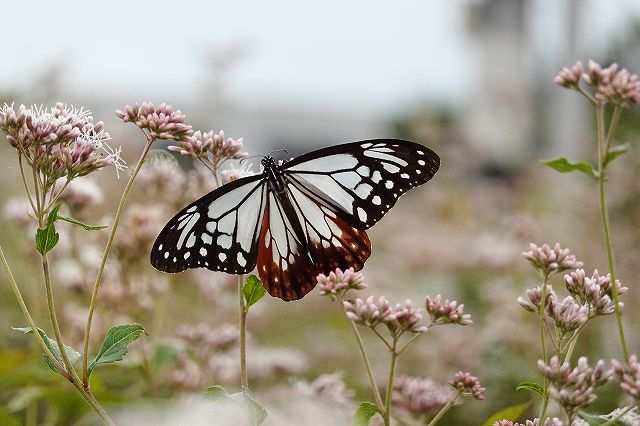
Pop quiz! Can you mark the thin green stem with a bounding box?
[596,104,629,361]
[238,274,248,388]
[538,274,550,420]
[0,244,60,367]
[337,296,385,413]
[82,137,154,384]
[371,327,394,352]
[397,331,424,356]
[17,154,37,216]
[383,340,398,426]
[41,254,115,426]
[426,391,461,426]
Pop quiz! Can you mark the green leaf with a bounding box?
[578,411,627,425]
[204,385,230,400]
[205,386,267,425]
[57,215,107,231]
[35,203,62,255]
[516,382,545,397]
[12,326,80,375]
[87,323,146,378]
[354,402,381,426]
[234,387,267,426]
[481,401,532,426]
[604,143,629,167]
[541,158,598,180]
[243,275,267,308]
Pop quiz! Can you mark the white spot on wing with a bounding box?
[383,163,400,174]
[372,196,382,205]
[357,207,367,222]
[199,247,207,256]
[237,252,247,267]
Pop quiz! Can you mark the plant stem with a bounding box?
[238,274,248,388]
[337,296,385,413]
[383,340,398,426]
[538,274,550,420]
[595,104,629,361]
[426,391,461,426]
[82,137,154,384]
[0,244,59,366]
[41,253,115,426]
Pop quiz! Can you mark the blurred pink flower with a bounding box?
[522,243,582,277]
[425,294,473,326]
[393,375,455,419]
[449,371,485,400]
[611,355,640,400]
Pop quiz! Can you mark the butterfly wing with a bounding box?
[283,139,439,228]
[256,185,371,301]
[151,173,267,274]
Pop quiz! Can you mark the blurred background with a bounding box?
[2,0,640,424]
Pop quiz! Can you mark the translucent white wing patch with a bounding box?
[151,175,266,273]
[256,184,371,301]
[284,139,439,228]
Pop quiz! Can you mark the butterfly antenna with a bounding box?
[240,154,263,164]
[268,148,289,157]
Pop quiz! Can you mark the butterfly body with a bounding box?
[151,139,439,301]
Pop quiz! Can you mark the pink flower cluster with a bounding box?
[538,356,611,415]
[611,355,640,400]
[0,102,125,180]
[168,130,247,167]
[425,294,473,326]
[522,243,583,277]
[116,102,193,142]
[448,371,485,400]
[555,60,640,107]
[343,296,427,335]
[317,267,367,299]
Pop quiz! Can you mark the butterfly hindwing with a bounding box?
[283,139,439,229]
[256,185,371,301]
[150,174,266,274]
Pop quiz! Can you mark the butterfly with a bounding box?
[150,139,439,301]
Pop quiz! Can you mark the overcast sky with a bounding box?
[2,0,640,114]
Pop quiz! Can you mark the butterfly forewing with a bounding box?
[283,139,439,229]
[150,174,266,274]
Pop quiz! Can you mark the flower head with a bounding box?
[555,60,640,107]
[546,295,588,332]
[58,177,104,217]
[393,376,456,419]
[522,243,582,277]
[554,61,583,88]
[318,267,367,299]
[1,102,125,180]
[116,102,193,142]
[387,300,427,334]
[343,296,393,328]
[517,284,554,313]
[449,371,485,400]
[564,269,627,316]
[293,372,355,403]
[611,355,640,400]
[425,294,473,326]
[168,130,247,167]
[538,356,612,416]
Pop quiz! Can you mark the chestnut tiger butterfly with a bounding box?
[150,139,439,301]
